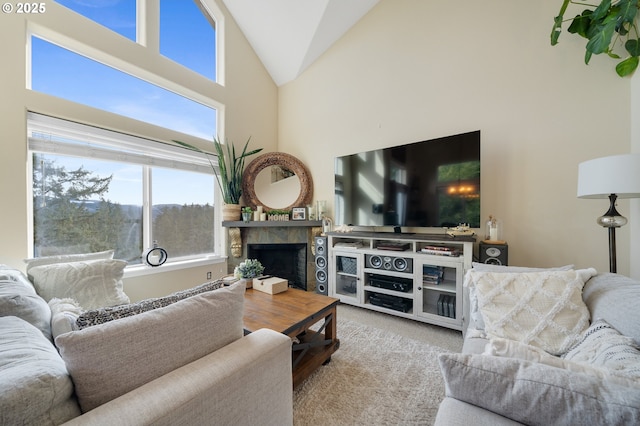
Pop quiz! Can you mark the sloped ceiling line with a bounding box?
[222,0,381,86]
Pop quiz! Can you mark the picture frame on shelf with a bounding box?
[292,207,306,220]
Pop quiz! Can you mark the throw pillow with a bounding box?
[24,250,114,274]
[76,279,224,329]
[55,281,245,413]
[466,268,596,355]
[49,298,83,339]
[0,316,81,425]
[485,337,638,387]
[563,318,640,379]
[466,264,575,331]
[0,265,39,290]
[0,278,52,341]
[28,258,129,310]
[438,353,640,426]
[582,273,640,346]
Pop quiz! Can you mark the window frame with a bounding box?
[24,1,228,275]
[27,113,222,272]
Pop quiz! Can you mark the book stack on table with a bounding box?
[420,245,460,256]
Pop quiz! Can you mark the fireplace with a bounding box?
[224,222,322,292]
[248,243,308,290]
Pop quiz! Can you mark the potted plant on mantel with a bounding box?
[551,0,640,77]
[175,137,262,221]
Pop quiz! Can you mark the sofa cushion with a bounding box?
[28,258,129,310]
[0,316,81,425]
[55,281,245,412]
[466,264,574,331]
[562,318,640,379]
[583,273,640,346]
[76,279,224,329]
[438,352,640,426]
[465,268,595,355]
[0,275,52,340]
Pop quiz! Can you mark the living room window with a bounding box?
[28,113,217,265]
[54,0,136,41]
[30,36,216,139]
[54,0,219,82]
[160,1,217,81]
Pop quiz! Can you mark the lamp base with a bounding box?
[599,194,625,274]
[607,226,617,274]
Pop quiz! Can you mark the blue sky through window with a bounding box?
[161,1,216,80]
[31,36,216,140]
[55,0,216,82]
[31,2,219,207]
[55,0,136,41]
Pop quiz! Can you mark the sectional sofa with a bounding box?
[435,265,640,425]
[0,254,293,426]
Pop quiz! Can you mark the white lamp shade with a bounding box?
[577,154,640,199]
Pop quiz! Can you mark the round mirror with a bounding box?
[242,152,313,211]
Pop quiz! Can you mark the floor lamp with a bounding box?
[577,154,640,273]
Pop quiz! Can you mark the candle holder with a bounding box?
[484,215,503,243]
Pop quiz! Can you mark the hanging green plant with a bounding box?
[551,0,640,77]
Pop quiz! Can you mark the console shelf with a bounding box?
[327,231,474,331]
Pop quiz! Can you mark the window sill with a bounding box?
[124,255,226,278]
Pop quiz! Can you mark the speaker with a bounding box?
[314,236,328,295]
[479,242,508,266]
[365,254,413,273]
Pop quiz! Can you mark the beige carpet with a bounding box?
[293,304,463,426]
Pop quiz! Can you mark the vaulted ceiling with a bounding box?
[221,0,381,86]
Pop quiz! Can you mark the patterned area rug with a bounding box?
[293,317,452,425]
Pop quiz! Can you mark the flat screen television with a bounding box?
[334,130,480,229]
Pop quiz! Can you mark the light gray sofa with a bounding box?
[435,269,640,426]
[0,264,293,426]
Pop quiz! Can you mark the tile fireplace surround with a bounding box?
[223,221,322,292]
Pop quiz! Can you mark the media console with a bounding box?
[327,231,474,331]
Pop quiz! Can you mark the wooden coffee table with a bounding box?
[243,287,340,388]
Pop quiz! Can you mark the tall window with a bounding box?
[30,36,216,140]
[28,2,225,264]
[54,0,218,82]
[55,0,137,41]
[29,113,216,264]
[160,1,217,81]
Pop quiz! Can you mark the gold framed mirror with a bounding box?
[242,152,313,211]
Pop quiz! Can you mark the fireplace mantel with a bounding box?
[224,221,323,292]
[222,220,322,228]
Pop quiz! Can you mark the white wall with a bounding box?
[278,0,633,274]
[0,1,278,295]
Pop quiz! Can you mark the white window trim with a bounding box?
[124,255,226,278]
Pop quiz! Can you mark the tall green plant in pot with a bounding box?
[175,137,262,221]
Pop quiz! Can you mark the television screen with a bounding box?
[334,131,480,228]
